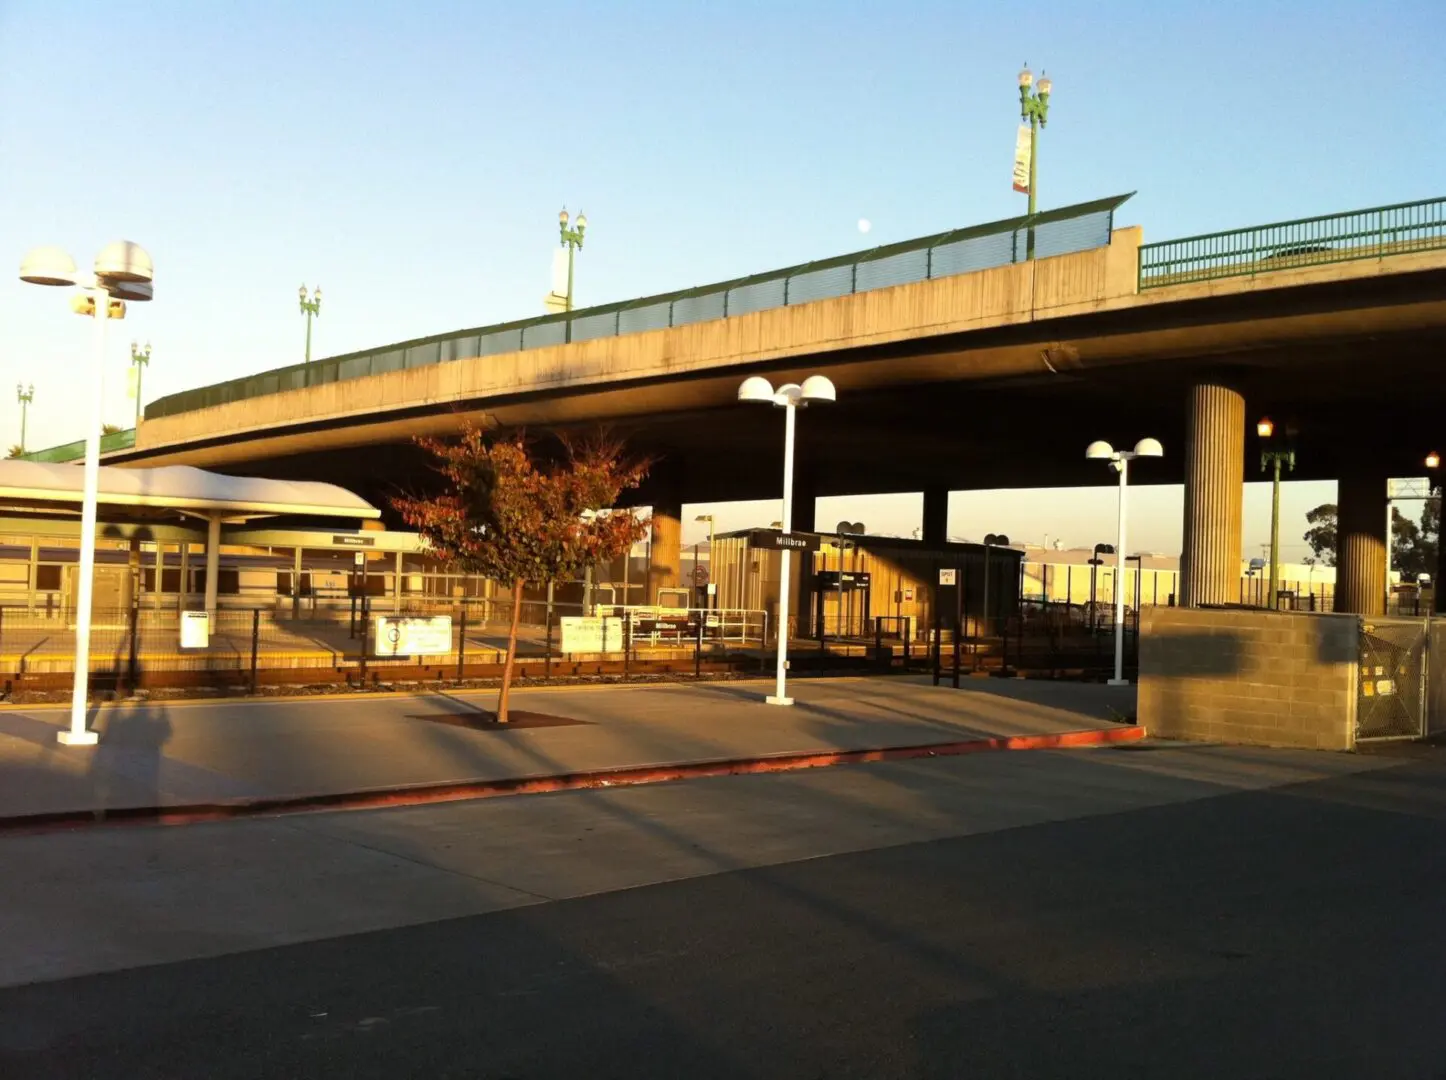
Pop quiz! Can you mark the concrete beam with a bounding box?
[922,486,950,546]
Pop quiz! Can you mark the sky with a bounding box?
[2,0,1442,555]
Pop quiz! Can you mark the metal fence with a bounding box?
[1138,194,1446,289]
[0,600,773,693]
[1356,616,1430,741]
[142,194,1130,423]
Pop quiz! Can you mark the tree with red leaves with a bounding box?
[394,426,650,722]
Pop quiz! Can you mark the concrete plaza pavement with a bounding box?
[0,676,1137,820]
[1,738,1440,1077]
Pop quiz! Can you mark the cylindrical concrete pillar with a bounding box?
[648,500,682,605]
[1179,382,1245,607]
[1336,471,1386,615]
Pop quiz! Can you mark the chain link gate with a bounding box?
[1356,617,1428,741]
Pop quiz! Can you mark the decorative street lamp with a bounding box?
[129,340,151,426]
[558,208,588,311]
[1256,417,1296,611]
[20,240,154,745]
[1016,64,1053,259]
[298,284,322,364]
[738,374,837,705]
[15,383,34,452]
[1086,437,1164,685]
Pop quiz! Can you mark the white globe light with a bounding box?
[1133,437,1164,458]
[19,245,78,286]
[94,240,153,284]
[1085,440,1115,460]
[799,375,837,403]
[738,376,776,403]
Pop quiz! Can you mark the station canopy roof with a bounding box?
[0,460,380,522]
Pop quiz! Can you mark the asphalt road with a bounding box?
[4,749,1446,1079]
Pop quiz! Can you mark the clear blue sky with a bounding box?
[2,0,1442,555]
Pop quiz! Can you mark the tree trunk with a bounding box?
[496,579,524,723]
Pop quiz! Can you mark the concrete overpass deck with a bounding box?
[67,192,1442,502]
[22,193,1446,620]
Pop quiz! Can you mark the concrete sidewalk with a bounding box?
[0,676,1136,821]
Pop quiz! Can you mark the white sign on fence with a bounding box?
[374,615,453,657]
[180,610,210,649]
[560,615,623,654]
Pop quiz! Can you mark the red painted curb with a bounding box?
[0,724,1145,836]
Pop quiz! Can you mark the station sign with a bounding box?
[332,535,375,548]
[816,570,872,591]
[375,615,452,657]
[560,615,625,654]
[748,529,821,552]
[179,610,210,649]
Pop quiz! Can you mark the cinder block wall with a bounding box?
[1138,607,1358,750]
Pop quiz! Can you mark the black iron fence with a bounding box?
[0,599,774,695]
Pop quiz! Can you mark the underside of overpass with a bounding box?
[125,282,1446,513]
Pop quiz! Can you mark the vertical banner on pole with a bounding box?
[1011,125,1033,194]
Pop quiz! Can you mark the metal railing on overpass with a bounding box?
[1138,194,1446,289]
[20,427,136,463]
[142,193,1132,422]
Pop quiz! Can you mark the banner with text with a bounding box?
[1011,124,1032,194]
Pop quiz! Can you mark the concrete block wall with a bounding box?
[1137,607,1358,751]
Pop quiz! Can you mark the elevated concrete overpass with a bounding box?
[59,194,1446,613]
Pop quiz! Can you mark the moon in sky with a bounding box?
[857,218,872,234]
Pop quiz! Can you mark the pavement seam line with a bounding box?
[276,817,561,903]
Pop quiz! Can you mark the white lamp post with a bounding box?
[19,241,154,745]
[738,374,836,705]
[1085,437,1162,686]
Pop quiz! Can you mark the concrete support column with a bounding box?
[1180,381,1245,607]
[921,486,950,546]
[1336,471,1387,615]
[203,514,222,618]
[648,497,682,605]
